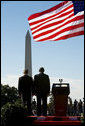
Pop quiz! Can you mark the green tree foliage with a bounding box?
[1,84,30,126]
[1,102,28,126]
[1,84,19,107]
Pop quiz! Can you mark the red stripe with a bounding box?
[55,31,84,41]
[33,22,84,40]
[34,31,84,42]
[31,13,74,34]
[29,4,73,25]
[31,9,74,32]
[32,15,84,36]
[33,23,84,41]
[34,121,81,125]
[31,14,74,34]
[28,1,69,20]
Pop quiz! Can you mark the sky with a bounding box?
[1,1,84,102]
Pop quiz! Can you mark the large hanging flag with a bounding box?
[28,1,84,42]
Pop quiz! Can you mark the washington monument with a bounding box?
[25,30,32,77]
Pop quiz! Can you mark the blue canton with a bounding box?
[72,1,84,15]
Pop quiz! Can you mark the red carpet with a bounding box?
[34,121,81,125]
[26,116,81,125]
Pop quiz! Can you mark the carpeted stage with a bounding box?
[25,116,82,125]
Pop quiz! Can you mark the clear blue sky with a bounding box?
[1,1,84,101]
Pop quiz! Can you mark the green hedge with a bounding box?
[1,102,28,126]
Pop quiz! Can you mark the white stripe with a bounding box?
[30,7,74,29]
[29,1,72,23]
[32,13,83,37]
[33,19,84,41]
[34,27,84,41]
[32,11,84,33]
[51,27,84,40]
[33,18,84,37]
[31,11,74,32]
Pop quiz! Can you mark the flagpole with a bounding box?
[25,30,32,77]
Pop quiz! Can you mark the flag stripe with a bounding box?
[31,12,74,32]
[28,1,70,21]
[30,8,74,30]
[32,13,74,35]
[29,4,73,26]
[49,27,84,40]
[54,31,84,41]
[32,15,84,37]
[34,24,84,41]
[34,27,84,41]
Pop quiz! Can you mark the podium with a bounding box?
[52,83,70,116]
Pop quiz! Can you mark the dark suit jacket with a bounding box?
[18,75,33,98]
[34,73,50,96]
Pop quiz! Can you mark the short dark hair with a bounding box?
[23,69,28,74]
[39,67,44,73]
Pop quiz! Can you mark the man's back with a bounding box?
[18,75,33,95]
[34,67,50,116]
[34,73,50,95]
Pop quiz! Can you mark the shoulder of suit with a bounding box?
[19,75,32,79]
[43,73,49,77]
[35,73,49,77]
[25,75,33,79]
[19,76,23,79]
[34,74,39,78]
[34,74,39,77]
[29,76,33,79]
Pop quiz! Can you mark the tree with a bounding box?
[1,84,19,107]
[1,102,28,126]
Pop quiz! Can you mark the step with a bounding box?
[25,116,81,125]
[26,116,81,121]
[33,121,81,125]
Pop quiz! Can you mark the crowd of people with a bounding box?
[67,97,84,116]
[31,97,84,116]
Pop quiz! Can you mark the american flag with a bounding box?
[28,1,84,42]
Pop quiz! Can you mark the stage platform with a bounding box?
[25,116,82,125]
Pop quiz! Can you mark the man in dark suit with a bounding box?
[34,67,50,116]
[18,69,33,115]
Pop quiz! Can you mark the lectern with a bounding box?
[52,82,70,116]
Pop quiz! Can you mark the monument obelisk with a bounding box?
[25,30,32,77]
